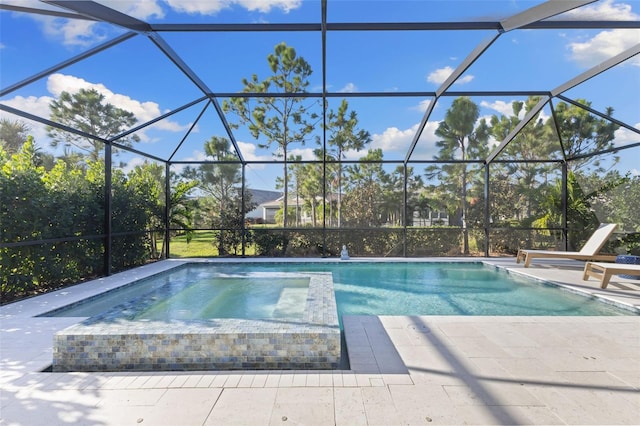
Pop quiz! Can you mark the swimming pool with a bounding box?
[47,262,630,319]
[49,261,634,372]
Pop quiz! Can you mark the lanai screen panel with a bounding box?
[1,0,638,263]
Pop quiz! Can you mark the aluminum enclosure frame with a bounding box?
[1,0,639,268]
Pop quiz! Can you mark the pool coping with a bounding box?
[489,259,640,315]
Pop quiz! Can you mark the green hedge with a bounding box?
[1,143,155,302]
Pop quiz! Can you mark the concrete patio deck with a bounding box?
[1,258,639,425]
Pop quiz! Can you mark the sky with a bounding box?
[1,0,639,191]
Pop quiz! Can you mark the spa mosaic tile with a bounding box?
[53,272,340,372]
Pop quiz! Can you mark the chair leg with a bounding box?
[600,271,613,289]
[583,262,613,289]
[582,262,593,281]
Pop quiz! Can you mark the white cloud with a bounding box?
[369,120,449,160]
[2,73,190,148]
[339,146,369,161]
[8,0,301,47]
[110,0,165,20]
[369,122,442,160]
[0,95,53,144]
[0,0,106,47]
[180,150,207,162]
[427,66,474,85]
[371,125,416,152]
[288,147,317,161]
[427,67,453,84]
[6,0,164,46]
[37,16,107,47]
[238,0,302,13]
[480,100,550,124]
[1,94,53,119]
[164,0,302,15]
[47,73,92,96]
[339,83,357,93]
[557,0,639,20]
[533,109,550,123]
[148,119,192,133]
[237,141,271,162]
[174,141,271,174]
[412,99,432,113]
[411,121,442,160]
[163,0,228,15]
[481,100,520,117]
[487,134,500,149]
[478,114,494,127]
[557,1,640,68]
[568,29,640,68]
[120,156,147,175]
[46,73,189,138]
[614,123,640,147]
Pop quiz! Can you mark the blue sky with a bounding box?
[1,0,639,190]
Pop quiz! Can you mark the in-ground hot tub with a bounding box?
[52,271,340,372]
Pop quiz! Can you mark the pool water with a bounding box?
[221,262,629,316]
[46,271,311,321]
[45,262,632,320]
[134,276,309,320]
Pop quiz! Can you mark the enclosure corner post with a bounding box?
[241,164,246,257]
[562,161,568,251]
[484,163,490,257]
[165,162,171,259]
[403,163,408,257]
[104,144,112,276]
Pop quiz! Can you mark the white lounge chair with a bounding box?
[516,223,618,268]
[583,261,640,289]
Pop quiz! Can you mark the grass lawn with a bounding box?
[169,230,256,257]
[169,231,217,257]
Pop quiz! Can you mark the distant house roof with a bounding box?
[247,191,342,218]
[247,189,282,206]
